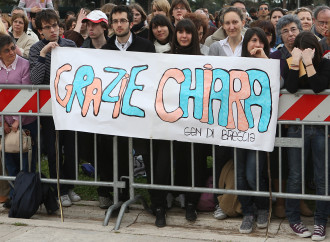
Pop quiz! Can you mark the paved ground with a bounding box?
[0,200,328,241]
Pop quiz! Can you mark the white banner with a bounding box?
[50,47,280,152]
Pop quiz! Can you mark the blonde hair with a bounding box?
[151,0,171,19]
[0,20,8,35]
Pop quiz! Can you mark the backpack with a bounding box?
[41,173,59,215]
[197,176,216,211]
[9,171,43,219]
[217,159,242,217]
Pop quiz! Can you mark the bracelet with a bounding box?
[289,64,299,68]
[305,63,313,68]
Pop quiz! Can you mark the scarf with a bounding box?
[154,40,171,53]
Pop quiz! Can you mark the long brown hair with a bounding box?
[171,18,201,55]
[293,31,323,69]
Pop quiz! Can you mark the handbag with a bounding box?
[217,159,242,217]
[0,130,31,153]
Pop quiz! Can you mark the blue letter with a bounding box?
[245,69,272,132]
[67,65,94,112]
[122,65,148,117]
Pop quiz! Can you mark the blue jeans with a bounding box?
[236,149,268,215]
[286,125,330,226]
[5,120,38,197]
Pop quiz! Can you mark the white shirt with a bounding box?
[0,55,18,71]
[115,32,133,51]
[219,36,243,57]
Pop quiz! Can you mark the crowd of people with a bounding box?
[0,0,330,240]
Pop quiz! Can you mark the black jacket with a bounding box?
[102,32,155,53]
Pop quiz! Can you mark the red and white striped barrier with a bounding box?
[1,89,330,122]
[278,94,330,121]
[0,89,51,114]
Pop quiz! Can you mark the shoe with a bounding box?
[0,196,8,203]
[289,222,312,238]
[256,209,268,228]
[213,205,227,220]
[155,207,166,227]
[99,196,112,209]
[3,198,11,209]
[300,201,313,217]
[312,225,326,241]
[166,193,174,208]
[239,215,254,234]
[176,194,185,208]
[185,203,197,221]
[274,204,286,218]
[68,190,81,202]
[60,194,72,207]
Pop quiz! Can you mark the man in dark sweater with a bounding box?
[100,5,155,210]
[29,9,80,207]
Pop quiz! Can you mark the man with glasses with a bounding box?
[257,2,269,21]
[101,4,155,206]
[29,9,81,207]
[312,5,330,39]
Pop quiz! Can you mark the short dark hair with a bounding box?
[313,5,330,19]
[242,27,270,58]
[258,2,269,9]
[149,14,173,43]
[66,17,76,30]
[250,20,276,47]
[0,34,15,52]
[230,0,246,7]
[270,7,286,19]
[110,5,133,24]
[35,9,60,30]
[171,18,201,55]
[293,31,323,69]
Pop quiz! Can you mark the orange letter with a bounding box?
[227,70,250,131]
[200,64,213,123]
[82,77,102,117]
[113,74,129,118]
[155,68,184,123]
[54,64,73,108]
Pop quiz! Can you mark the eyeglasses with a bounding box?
[174,7,186,11]
[2,45,16,54]
[112,19,129,24]
[259,7,268,10]
[42,23,59,30]
[281,27,299,35]
[265,32,272,36]
[317,20,328,26]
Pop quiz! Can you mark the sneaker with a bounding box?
[3,198,11,209]
[213,205,227,220]
[166,193,174,208]
[68,190,81,202]
[99,196,112,209]
[290,222,312,238]
[185,203,197,221]
[256,209,268,228]
[155,207,166,228]
[60,194,72,207]
[176,194,185,208]
[312,225,326,241]
[239,215,254,234]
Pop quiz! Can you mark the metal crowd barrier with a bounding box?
[0,85,330,231]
